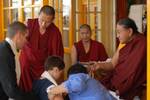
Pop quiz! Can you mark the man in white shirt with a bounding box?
[0,21,37,100]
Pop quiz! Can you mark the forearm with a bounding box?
[71,45,77,65]
[97,61,114,71]
[49,84,68,95]
[95,50,119,71]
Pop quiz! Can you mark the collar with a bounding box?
[41,71,58,86]
[5,37,17,55]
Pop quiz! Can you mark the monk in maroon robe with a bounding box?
[71,24,108,64]
[74,39,108,62]
[71,24,108,79]
[19,6,64,92]
[92,18,146,100]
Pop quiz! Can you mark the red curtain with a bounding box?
[116,0,128,21]
[116,0,128,48]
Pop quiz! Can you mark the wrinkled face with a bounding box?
[80,28,91,42]
[38,12,54,29]
[116,24,132,44]
[16,30,28,49]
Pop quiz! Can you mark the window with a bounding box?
[2,0,42,36]
[74,0,102,42]
[1,0,115,78]
[2,0,103,50]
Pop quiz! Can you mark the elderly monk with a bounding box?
[91,18,146,100]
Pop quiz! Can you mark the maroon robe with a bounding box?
[19,19,64,92]
[74,39,108,62]
[103,34,146,100]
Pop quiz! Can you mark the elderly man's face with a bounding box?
[116,24,133,44]
[38,12,54,29]
[79,28,91,42]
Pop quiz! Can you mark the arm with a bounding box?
[71,45,78,65]
[49,74,87,94]
[92,49,119,71]
[56,32,64,58]
[48,84,68,95]
[111,49,119,67]
[98,43,108,61]
[115,39,146,95]
[51,29,64,58]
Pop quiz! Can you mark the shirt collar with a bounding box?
[5,37,17,55]
[41,71,58,86]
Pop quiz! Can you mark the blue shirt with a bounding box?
[63,73,116,100]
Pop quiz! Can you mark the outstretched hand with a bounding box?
[88,61,101,72]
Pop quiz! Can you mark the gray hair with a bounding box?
[7,21,27,38]
[79,24,92,32]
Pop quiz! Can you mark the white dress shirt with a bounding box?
[5,37,21,84]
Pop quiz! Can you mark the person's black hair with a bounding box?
[39,5,55,16]
[117,18,139,34]
[44,56,65,71]
[67,63,88,77]
[7,21,27,38]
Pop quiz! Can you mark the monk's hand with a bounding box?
[90,62,101,71]
[86,61,95,73]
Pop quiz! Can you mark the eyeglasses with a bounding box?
[116,29,128,34]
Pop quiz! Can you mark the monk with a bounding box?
[71,24,108,79]
[71,24,108,64]
[19,5,64,92]
[91,18,146,100]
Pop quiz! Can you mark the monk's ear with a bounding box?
[128,28,133,37]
